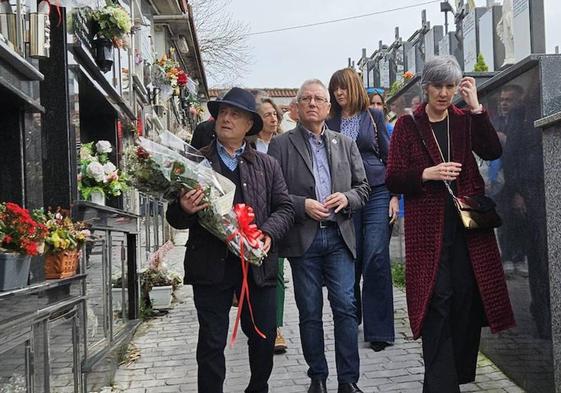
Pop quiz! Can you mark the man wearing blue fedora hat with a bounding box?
[166,87,295,393]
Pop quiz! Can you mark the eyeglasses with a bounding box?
[299,96,329,105]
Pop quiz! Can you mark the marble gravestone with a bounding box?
[513,0,531,61]
[389,43,405,85]
[404,40,424,74]
[424,25,444,61]
[478,6,505,71]
[404,41,416,74]
[438,31,463,69]
[463,7,487,71]
[379,56,390,89]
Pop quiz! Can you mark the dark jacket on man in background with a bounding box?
[166,142,294,287]
[190,119,216,150]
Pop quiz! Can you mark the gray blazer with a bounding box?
[268,124,370,258]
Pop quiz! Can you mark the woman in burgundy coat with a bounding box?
[385,56,515,393]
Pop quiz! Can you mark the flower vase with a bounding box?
[149,285,173,309]
[89,190,106,206]
[0,253,31,291]
[93,37,114,73]
[44,250,80,279]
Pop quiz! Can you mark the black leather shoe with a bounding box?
[308,379,328,393]
[369,341,392,352]
[337,383,363,393]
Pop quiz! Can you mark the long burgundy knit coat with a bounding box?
[385,103,515,339]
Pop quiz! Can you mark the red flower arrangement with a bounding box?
[0,202,48,256]
[403,71,415,80]
[177,70,188,87]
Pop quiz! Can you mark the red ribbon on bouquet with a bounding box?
[227,203,266,347]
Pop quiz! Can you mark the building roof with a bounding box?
[209,88,299,98]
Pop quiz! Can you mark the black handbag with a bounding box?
[409,114,502,230]
[443,181,502,230]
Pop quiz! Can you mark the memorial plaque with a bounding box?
[463,9,478,71]
[404,42,416,73]
[424,26,444,61]
[479,9,495,70]
[379,57,390,89]
[438,33,451,56]
[513,0,531,61]
[389,44,405,85]
[438,32,462,67]
[368,65,375,89]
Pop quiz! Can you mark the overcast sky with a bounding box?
[207,0,560,88]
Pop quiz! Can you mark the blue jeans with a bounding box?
[289,225,359,383]
[354,185,395,343]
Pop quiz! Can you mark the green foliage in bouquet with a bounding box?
[78,140,127,200]
[91,3,132,43]
[124,145,182,200]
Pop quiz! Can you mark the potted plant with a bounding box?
[0,202,48,290]
[139,268,182,309]
[43,210,90,279]
[78,140,128,205]
[90,3,132,71]
[139,240,181,309]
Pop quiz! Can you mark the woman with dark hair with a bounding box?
[326,68,398,352]
[369,91,394,137]
[385,55,515,392]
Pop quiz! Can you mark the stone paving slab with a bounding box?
[106,234,524,393]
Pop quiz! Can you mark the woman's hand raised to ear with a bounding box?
[459,77,481,112]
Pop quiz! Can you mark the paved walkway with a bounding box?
[107,236,524,393]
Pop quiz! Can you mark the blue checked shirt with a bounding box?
[217,140,246,171]
[304,126,335,221]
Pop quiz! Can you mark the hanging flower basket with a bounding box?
[44,249,80,279]
[0,253,31,291]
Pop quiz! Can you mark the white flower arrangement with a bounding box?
[78,140,127,201]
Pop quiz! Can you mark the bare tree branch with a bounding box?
[190,0,251,86]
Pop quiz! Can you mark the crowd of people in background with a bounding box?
[167,55,515,393]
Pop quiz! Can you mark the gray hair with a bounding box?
[420,55,462,90]
[256,97,282,120]
[296,79,331,103]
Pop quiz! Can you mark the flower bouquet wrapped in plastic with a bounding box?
[124,134,266,266]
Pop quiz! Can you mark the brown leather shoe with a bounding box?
[274,328,287,353]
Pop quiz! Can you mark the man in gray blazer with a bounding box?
[268,79,370,393]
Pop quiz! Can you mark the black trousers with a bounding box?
[421,201,484,393]
[192,266,277,393]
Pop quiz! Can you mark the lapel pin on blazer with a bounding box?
[331,138,338,144]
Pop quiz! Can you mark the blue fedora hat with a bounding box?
[207,87,263,136]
